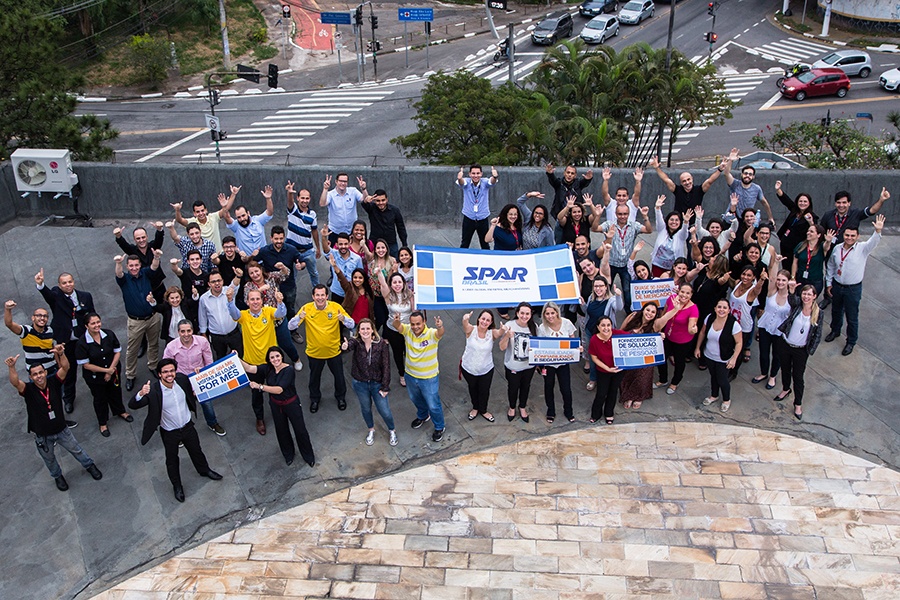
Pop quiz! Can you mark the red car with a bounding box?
[780,67,850,101]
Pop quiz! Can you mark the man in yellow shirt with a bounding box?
[227,287,285,435]
[392,311,445,442]
[289,285,354,413]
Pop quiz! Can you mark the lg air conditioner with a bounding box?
[11,149,79,194]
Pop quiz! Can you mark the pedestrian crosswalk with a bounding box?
[742,37,832,66]
[625,72,770,161]
[180,88,395,163]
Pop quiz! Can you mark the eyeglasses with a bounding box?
[33,314,49,319]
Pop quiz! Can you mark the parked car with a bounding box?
[812,50,872,78]
[580,15,619,44]
[579,0,618,17]
[779,67,850,101]
[531,11,575,45]
[618,0,654,25]
[879,67,900,91]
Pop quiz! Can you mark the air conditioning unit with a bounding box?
[11,149,79,194]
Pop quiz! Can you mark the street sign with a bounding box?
[489,0,507,9]
[398,7,434,21]
[205,114,221,132]
[321,11,352,25]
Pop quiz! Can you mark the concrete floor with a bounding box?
[0,220,896,599]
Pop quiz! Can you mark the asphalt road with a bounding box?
[78,0,900,167]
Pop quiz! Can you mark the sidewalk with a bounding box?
[0,221,897,598]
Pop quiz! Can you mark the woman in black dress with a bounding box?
[74,313,131,437]
[240,347,315,467]
[774,180,817,273]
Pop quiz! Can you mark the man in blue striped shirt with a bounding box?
[285,180,320,287]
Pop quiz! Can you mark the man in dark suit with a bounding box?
[128,358,222,502]
[35,268,96,414]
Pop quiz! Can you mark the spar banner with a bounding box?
[188,353,250,403]
[413,245,579,309]
[630,278,675,311]
[611,333,665,369]
[528,337,581,365]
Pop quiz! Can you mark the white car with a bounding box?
[580,15,619,44]
[618,0,654,25]
[812,50,872,78]
[880,67,900,92]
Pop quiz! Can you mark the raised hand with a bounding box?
[566,195,576,208]
[225,286,235,302]
[694,206,704,220]
[113,227,122,236]
[139,381,151,396]
[655,195,666,209]
[261,185,273,200]
[633,166,643,181]
[602,166,611,181]
[34,268,44,286]
[434,315,443,329]
[5,354,20,367]
[357,175,366,189]
[582,192,593,206]
[463,311,472,322]
[285,180,295,194]
[648,155,659,169]
[826,228,837,241]
[640,206,650,217]
[323,174,332,189]
[217,193,227,207]
[684,208,695,222]
[544,162,554,173]
[170,202,182,211]
[774,180,782,191]
[635,240,646,252]
[165,221,174,229]
[340,337,349,351]
[233,267,244,278]
[874,213,886,233]
[230,184,242,195]
[881,187,890,202]
[491,166,498,179]
[298,308,307,320]
[275,291,284,304]
[526,191,545,199]
[729,193,739,210]
[4,300,16,310]
[114,255,124,264]
[169,258,179,266]
[728,147,739,162]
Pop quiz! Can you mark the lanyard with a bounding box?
[805,246,813,271]
[511,228,519,247]
[835,212,848,231]
[839,244,854,265]
[39,387,52,413]
[618,224,628,245]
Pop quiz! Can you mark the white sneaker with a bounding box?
[389,430,398,446]
[294,359,304,372]
[365,430,375,446]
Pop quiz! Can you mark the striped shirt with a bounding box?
[399,324,440,379]
[19,324,56,370]
[287,205,317,252]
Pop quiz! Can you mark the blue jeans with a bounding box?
[405,374,444,430]
[609,264,632,310]
[199,400,218,427]
[830,281,861,345]
[297,247,319,287]
[275,319,300,362]
[34,427,94,479]
[351,379,396,430]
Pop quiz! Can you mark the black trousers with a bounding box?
[87,379,126,426]
[382,327,406,376]
[592,371,625,420]
[462,368,494,414]
[374,297,389,331]
[271,399,315,466]
[657,339,693,386]
[209,327,243,361]
[308,354,346,404]
[62,341,79,403]
[707,359,732,402]
[543,364,574,420]
[159,421,211,488]
[505,367,535,409]
[461,216,490,249]
[776,338,809,406]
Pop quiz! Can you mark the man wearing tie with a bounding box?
[35,268,96,415]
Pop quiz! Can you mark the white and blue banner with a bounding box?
[188,354,250,403]
[413,245,579,309]
[630,278,675,312]
[611,334,665,369]
[528,337,581,365]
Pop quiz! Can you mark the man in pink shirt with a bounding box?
[163,319,223,435]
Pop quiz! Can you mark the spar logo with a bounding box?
[462,267,528,284]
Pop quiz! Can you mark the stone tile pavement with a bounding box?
[93,423,900,599]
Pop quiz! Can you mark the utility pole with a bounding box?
[485,0,499,39]
[507,24,516,85]
[354,5,364,83]
[657,0,677,165]
[369,6,379,79]
[218,0,231,69]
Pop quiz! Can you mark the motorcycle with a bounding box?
[492,39,515,63]
[776,63,811,88]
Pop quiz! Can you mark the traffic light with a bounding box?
[267,63,278,88]
[209,89,220,106]
[282,4,290,18]
[371,15,378,29]
[366,40,382,52]
[354,6,363,25]
[211,130,227,142]
[704,32,718,43]
[707,2,716,16]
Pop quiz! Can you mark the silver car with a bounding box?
[618,0,654,25]
[881,67,900,92]
[812,50,872,78]
[580,15,619,44]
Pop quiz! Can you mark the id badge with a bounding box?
[48,411,56,420]
[802,270,809,278]
[473,203,479,214]
[836,269,842,276]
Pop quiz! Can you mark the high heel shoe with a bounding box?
[774,390,792,402]
[519,409,529,423]
[507,410,515,422]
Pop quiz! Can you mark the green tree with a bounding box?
[751,118,899,170]
[391,71,535,165]
[127,33,171,85]
[0,3,118,160]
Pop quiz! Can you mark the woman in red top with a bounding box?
[654,283,699,395]
[588,316,627,424]
[332,261,374,330]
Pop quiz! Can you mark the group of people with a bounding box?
[6,156,889,503]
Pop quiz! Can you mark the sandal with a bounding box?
[742,350,751,363]
[546,416,555,424]
[568,417,576,423]
[605,417,614,424]
[623,400,633,409]
[632,401,642,409]
[721,401,731,413]
[399,376,406,387]
[586,381,596,391]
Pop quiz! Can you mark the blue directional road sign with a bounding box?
[320,11,352,25]
[398,7,434,22]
